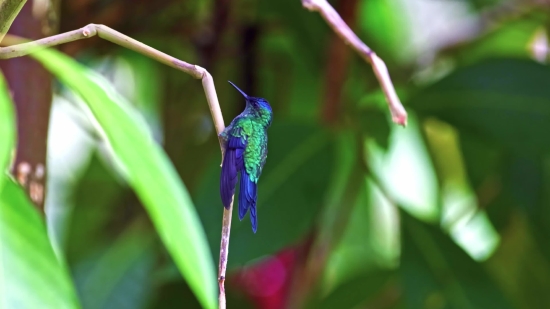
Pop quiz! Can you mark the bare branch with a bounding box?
[217,205,233,309]
[0,24,233,308]
[0,24,201,77]
[197,66,234,309]
[302,0,408,126]
[0,0,27,43]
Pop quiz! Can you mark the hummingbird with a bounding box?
[220,81,272,233]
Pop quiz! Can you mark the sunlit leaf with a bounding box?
[366,114,439,221]
[325,177,399,291]
[30,49,216,309]
[0,179,80,309]
[423,119,500,261]
[410,58,550,259]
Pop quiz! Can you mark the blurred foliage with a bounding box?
[1,0,550,308]
[31,47,217,309]
[0,178,79,308]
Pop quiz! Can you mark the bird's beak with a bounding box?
[228,81,249,99]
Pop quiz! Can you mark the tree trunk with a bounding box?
[0,0,59,211]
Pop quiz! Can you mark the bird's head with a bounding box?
[228,81,272,126]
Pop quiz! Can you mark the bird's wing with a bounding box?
[220,126,245,208]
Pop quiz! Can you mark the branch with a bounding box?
[0,23,233,308]
[302,0,408,126]
[0,0,27,43]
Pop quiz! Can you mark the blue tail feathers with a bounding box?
[239,170,258,233]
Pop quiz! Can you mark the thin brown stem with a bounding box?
[217,205,233,309]
[0,24,232,308]
[302,0,408,126]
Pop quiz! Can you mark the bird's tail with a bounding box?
[239,170,258,233]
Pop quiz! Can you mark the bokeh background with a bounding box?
[3,0,550,308]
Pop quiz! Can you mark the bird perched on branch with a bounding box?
[220,81,272,233]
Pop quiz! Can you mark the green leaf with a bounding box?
[0,72,15,190]
[195,122,332,268]
[30,49,216,309]
[410,59,550,155]
[0,179,80,309]
[401,211,513,309]
[0,0,27,42]
[324,177,399,290]
[366,115,439,222]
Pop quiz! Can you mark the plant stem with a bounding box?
[217,206,232,309]
[0,24,233,308]
[302,0,408,126]
[197,65,234,309]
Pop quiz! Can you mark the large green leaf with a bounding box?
[0,0,27,43]
[0,179,80,309]
[410,59,550,155]
[0,65,77,308]
[366,115,439,222]
[195,122,332,268]
[310,173,399,309]
[30,49,216,309]
[401,211,514,309]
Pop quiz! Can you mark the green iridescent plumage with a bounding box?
[229,116,268,182]
[219,82,272,233]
